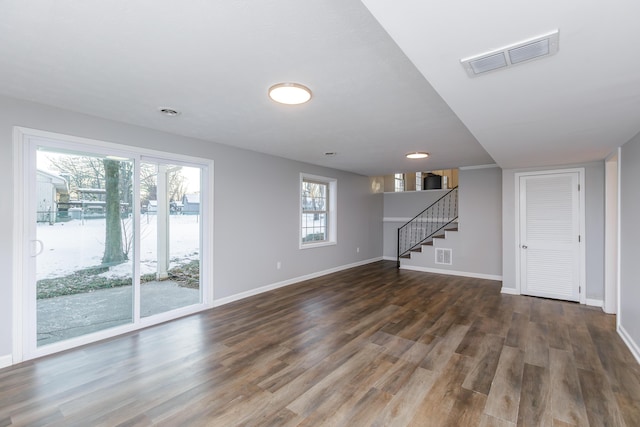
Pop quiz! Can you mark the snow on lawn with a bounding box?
[36,215,200,280]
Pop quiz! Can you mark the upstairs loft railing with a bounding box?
[397,186,458,267]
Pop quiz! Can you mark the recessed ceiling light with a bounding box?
[159,108,180,116]
[406,152,429,159]
[268,83,312,105]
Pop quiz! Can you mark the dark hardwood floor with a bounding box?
[1,261,639,426]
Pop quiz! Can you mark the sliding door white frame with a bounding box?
[12,127,214,363]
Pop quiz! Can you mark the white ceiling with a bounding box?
[1,1,638,176]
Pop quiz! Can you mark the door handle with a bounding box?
[522,245,528,249]
[31,240,44,257]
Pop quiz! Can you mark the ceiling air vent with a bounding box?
[461,30,559,77]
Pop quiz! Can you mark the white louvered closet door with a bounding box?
[519,172,581,301]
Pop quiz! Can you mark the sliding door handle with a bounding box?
[31,240,44,257]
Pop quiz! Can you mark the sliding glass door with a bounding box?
[35,149,135,346]
[19,129,212,360]
[139,161,202,317]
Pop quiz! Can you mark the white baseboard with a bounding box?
[382,256,397,261]
[213,257,383,307]
[0,354,12,370]
[618,324,640,365]
[400,264,502,281]
[586,298,604,308]
[498,292,605,309]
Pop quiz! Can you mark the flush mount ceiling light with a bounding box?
[159,108,180,116]
[268,83,312,105]
[461,29,559,77]
[406,152,429,159]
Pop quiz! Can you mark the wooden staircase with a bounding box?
[397,187,458,267]
[399,225,458,259]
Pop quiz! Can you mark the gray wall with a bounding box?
[619,131,640,353]
[501,162,605,300]
[383,167,502,277]
[456,167,502,276]
[0,95,384,357]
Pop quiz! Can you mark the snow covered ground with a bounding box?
[36,214,200,280]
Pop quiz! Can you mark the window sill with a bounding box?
[299,241,337,250]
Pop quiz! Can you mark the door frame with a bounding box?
[514,168,586,304]
[12,126,215,363]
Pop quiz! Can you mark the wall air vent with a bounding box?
[435,248,452,265]
[461,30,559,77]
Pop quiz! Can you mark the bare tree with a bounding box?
[119,161,134,215]
[47,154,105,199]
[169,170,187,202]
[102,159,126,264]
[139,163,158,208]
[47,155,190,265]
[139,163,188,207]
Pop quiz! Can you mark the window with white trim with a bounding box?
[300,173,337,248]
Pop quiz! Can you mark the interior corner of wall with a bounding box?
[0,354,13,369]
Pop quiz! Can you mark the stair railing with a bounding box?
[397,186,458,267]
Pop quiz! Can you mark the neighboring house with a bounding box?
[36,170,69,224]
[146,199,158,214]
[145,199,184,214]
[171,201,183,214]
[182,193,200,214]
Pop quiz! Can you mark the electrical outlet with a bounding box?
[276,261,281,270]
[356,247,360,253]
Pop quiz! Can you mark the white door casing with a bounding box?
[517,169,585,303]
[13,127,214,363]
